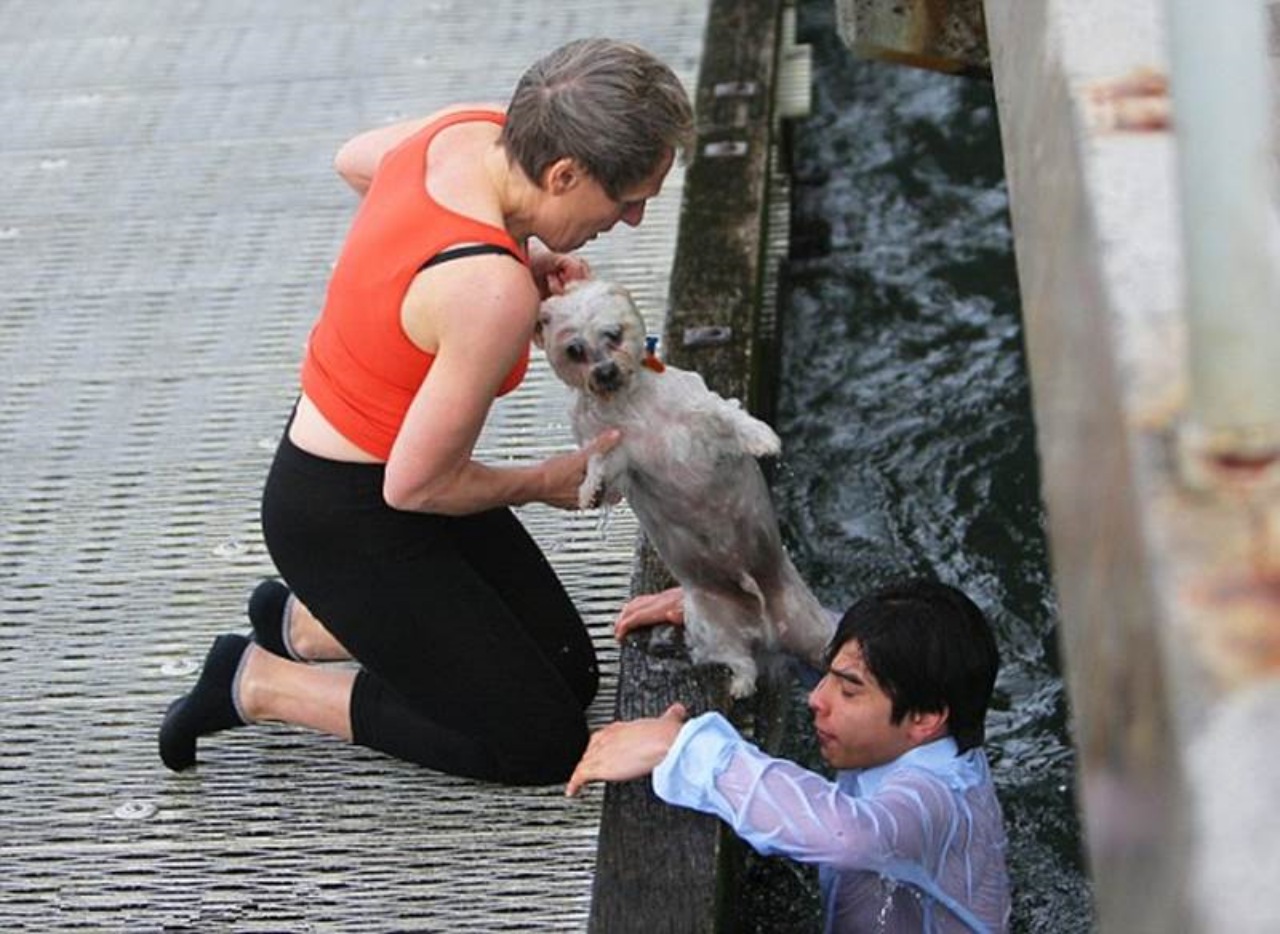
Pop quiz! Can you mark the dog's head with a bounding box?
[535,279,648,397]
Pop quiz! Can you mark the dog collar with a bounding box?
[643,335,666,373]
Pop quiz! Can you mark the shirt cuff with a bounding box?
[651,711,741,810]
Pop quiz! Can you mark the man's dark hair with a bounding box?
[826,578,1000,753]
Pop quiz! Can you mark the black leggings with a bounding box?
[260,429,599,785]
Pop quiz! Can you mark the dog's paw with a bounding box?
[714,654,760,698]
[577,480,601,510]
[739,418,782,458]
[727,670,758,698]
[578,452,603,509]
[578,451,620,509]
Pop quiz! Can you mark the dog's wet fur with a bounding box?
[537,279,833,696]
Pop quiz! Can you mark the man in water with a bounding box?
[568,578,1011,933]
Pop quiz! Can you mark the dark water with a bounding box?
[743,3,1094,930]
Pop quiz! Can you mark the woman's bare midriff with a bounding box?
[289,394,383,464]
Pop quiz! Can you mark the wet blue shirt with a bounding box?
[652,712,1011,933]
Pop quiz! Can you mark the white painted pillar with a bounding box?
[1167,0,1280,465]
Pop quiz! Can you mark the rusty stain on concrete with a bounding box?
[1086,67,1172,132]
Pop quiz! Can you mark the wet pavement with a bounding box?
[0,1,710,929]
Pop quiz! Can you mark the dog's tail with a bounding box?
[737,564,834,662]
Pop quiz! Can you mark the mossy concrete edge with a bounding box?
[587,0,791,931]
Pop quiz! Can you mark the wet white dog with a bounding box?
[536,279,833,696]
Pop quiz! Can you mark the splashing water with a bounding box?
[737,3,1094,930]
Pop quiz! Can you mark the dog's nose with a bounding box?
[589,361,622,393]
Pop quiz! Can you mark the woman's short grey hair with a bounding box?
[501,38,695,199]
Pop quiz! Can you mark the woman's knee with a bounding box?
[498,710,589,786]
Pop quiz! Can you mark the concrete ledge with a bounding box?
[586,0,790,930]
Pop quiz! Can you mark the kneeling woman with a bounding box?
[159,38,694,785]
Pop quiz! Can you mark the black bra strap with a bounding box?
[419,243,520,271]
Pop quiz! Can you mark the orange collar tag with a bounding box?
[643,336,666,373]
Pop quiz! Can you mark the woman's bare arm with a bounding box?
[382,257,616,515]
[333,104,504,195]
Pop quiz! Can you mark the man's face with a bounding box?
[807,639,921,771]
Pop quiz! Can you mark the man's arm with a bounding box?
[565,703,688,795]
[651,713,929,870]
[568,709,939,870]
[613,586,685,641]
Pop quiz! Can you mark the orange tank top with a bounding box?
[300,110,530,459]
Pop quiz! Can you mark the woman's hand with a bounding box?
[614,587,685,641]
[531,247,592,298]
[538,430,621,510]
[565,703,689,796]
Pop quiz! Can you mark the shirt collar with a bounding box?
[845,735,961,797]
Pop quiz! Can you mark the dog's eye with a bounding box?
[602,328,623,346]
[566,341,587,363]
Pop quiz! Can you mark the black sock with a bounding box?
[247,578,297,659]
[158,633,250,772]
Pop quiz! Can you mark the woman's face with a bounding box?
[539,149,675,253]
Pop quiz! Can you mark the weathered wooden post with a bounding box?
[586,0,796,930]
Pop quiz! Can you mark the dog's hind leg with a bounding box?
[724,657,759,698]
[684,587,763,697]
